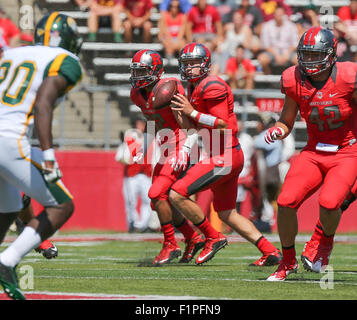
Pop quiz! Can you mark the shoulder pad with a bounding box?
[281,66,300,96]
[200,76,227,100]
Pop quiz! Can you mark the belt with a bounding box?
[338,138,357,150]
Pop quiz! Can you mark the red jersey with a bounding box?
[130,78,185,147]
[187,5,221,34]
[123,0,153,17]
[225,57,256,75]
[337,6,357,22]
[281,62,357,150]
[0,18,20,45]
[125,163,151,177]
[165,12,185,38]
[188,75,239,155]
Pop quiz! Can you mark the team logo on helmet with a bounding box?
[129,49,164,89]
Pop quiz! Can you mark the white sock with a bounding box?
[0,226,42,267]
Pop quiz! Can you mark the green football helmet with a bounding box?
[34,12,83,55]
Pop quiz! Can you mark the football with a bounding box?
[152,79,178,109]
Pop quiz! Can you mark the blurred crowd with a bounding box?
[4,0,357,90]
[73,0,357,90]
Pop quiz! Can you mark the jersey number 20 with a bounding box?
[0,60,36,107]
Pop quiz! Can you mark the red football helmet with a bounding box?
[178,42,211,82]
[297,27,337,76]
[129,49,164,88]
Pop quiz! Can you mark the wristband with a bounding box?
[190,110,219,128]
[190,110,199,119]
[43,148,55,161]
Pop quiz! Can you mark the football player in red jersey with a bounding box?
[129,49,206,265]
[169,42,282,266]
[265,27,357,281]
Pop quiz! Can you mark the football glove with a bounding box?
[133,151,144,163]
[42,161,63,183]
[42,148,62,183]
[170,146,190,172]
[264,126,285,144]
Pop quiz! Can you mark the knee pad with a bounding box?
[319,195,341,211]
[277,193,301,209]
[148,184,169,202]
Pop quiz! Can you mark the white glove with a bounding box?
[42,161,63,183]
[42,148,62,183]
[170,146,190,172]
[133,150,144,163]
[264,126,285,144]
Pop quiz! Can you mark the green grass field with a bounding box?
[2,232,357,300]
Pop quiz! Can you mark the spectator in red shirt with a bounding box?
[225,45,256,90]
[123,0,153,43]
[87,0,124,42]
[19,33,34,46]
[337,0,357,46]
[338,0,357,22]
[186,0,224,51]
[158,0,187,59]
[0,7,21,48]
[255,0,292,22]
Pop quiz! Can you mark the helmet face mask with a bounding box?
[297,27,337,76]
[298,49,332,75]
[178,43,211,82]
[34,12,83,55]
[129,50,163,89]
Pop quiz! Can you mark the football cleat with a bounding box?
[0,262,26,300]
[249,249,282,267]
[179,234,205,263]
[266,261,299,281]
[35,240,58,259]
[301,240,332,273]
[195,234,227,265]
[153,242,181,265]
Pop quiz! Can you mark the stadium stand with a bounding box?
[13,0,353,149]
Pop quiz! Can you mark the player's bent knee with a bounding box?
[319,197,341,211]
[148,186,166,202]
[52,200,75,220]
[168,189,185,205]
[277,193,301,209]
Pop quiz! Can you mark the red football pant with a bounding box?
[171,146,244,212]
[148,160,179,209]
[278,145,357,210]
